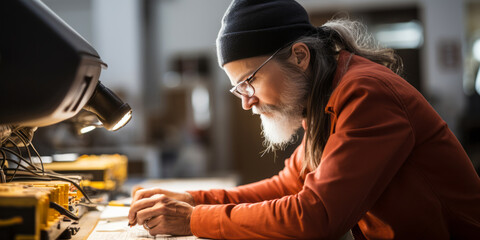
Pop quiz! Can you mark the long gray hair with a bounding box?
[274,18,403,174]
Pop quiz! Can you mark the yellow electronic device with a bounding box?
[0,181,83,240]
[43,154,127,191]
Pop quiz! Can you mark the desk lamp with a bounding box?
[0,0,132,136]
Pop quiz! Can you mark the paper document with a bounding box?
[88,221,201,239]
[89,206,203,240]
[87,177,237,239]
[99,205,130,221]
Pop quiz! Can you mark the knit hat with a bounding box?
[216,0,316,66]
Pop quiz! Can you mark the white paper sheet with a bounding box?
[88,219,203,240]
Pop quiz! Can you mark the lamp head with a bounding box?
[83,82,132,131]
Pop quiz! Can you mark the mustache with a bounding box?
[252,104,283,115]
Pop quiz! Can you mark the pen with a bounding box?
[107,200,131,207]
[128,216,136,227]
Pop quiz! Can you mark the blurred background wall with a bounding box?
[34,0,480,185]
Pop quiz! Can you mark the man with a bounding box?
[128,0,480,239]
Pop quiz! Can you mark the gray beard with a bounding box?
[253,103,304,151]
[252,63,309,152]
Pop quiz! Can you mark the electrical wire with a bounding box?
[1,148,39,171]
[2,128,39,173]
[1,145,47,181]
[12,130,42,172]
[2,159,40,181]
[0,168,5,183]
[5,139,24,179]
[3,135,38,181]
[0,148,6,169]
[1,128,94,204]
[3,165,44,178]
[49,202,79,221]
[3,147,24,182]
[10,135,35,170]
[6,139,22,156]
[2,160,44,184]
[45,174,93,203]
[3,159,94,204]
[2,157,93,203]
[9,175,93,204]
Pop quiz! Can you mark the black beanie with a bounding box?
[216,0,316,67]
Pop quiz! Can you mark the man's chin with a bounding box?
[260,114,301,151]
[262,130,298,151]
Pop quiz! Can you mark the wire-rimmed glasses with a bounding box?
[229,47,283,98]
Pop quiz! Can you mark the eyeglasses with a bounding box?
[229,47,283,98]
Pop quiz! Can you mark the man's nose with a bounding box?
[241,95,258,110]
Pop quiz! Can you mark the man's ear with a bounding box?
[289,42,310,71]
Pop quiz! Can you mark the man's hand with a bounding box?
[128,187,195,236]
[129,193,194,236]
[130,187,195,207]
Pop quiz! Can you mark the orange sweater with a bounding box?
[188,51,480,239]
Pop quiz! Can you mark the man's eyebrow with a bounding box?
[232,59,263,85]
[233,72,251,86]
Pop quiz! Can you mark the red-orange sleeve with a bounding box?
[190,75,416,239]
[187,143,306,205]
